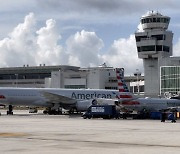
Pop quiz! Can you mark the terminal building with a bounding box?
[0,64,144,94]
[160,66,180,96]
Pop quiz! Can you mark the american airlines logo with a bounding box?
[71,92,112,100]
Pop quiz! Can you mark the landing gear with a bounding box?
[43,107,62,115]
[69,107,77,114]
[69,107,81,114]
[7,105,13,115]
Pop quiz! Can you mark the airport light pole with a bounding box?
[134,69,141,95]
[15,74,18,87]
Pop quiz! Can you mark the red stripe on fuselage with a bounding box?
[118,83,123,86]
[117,76,121,80]
[119,95,133,98]
[122,101,140,105]
[119,89,126,92]
[0,95,6,99]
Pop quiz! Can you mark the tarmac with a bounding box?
[0,110,180,154]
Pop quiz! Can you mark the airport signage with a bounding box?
[91,107,105,113]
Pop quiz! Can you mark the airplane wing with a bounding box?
[41,91,76,105]
[160,107,180,112]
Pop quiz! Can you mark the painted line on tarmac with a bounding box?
[0,132,28,137]
[25,137,180,149]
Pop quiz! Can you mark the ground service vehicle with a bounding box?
[29,107,38,113]
[82,105,120,119]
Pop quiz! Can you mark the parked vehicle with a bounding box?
[82,105,120,119]
[29,107,38,113]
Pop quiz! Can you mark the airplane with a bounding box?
[2,67,179,116]
[115,68,180,114]
[0,86,122,115]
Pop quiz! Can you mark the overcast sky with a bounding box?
[0,0,180,75]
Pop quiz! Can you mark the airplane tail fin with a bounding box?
[116,68,129,92]
[116,68,134,100]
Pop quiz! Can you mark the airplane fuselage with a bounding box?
[0,87,119,108]
[121,97,180,112]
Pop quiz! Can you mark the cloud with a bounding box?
[66,30,104,67]
[102,35,143,75]
[0,12,144,75]
[6,12,178,76]
[4,11,180,76]
[0,13,68,67]
[32,0,180,30]
[37,0,179,15]
[36,19,68,65]
[173,38,180,56]
[0,13,37,66]
[65,30,143,74]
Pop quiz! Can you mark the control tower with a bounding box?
[135,11,173,97]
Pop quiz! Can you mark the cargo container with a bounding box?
[150,112,161,119]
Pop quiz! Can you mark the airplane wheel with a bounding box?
[7,111,13,115]
[43,110,48,114]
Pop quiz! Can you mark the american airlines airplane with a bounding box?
[116,68,180,113]
[0,87,121,115]
[1,67,179,115]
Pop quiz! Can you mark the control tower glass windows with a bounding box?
[137,47,141,52]
[136,34,165,42]
[137,45,169,52]
[163,46,169,52]
[141,45,155,52]
[141,18,170,24]
[135,36,147,42]
[152,34,165,40]
[162,18,169,23]
[156,45,162,51]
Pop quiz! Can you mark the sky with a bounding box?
[0,0,180,75]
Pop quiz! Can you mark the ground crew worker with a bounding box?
[161,111,166,122]
[168,112,176,123]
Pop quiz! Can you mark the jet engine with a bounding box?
[75,99,97,112]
